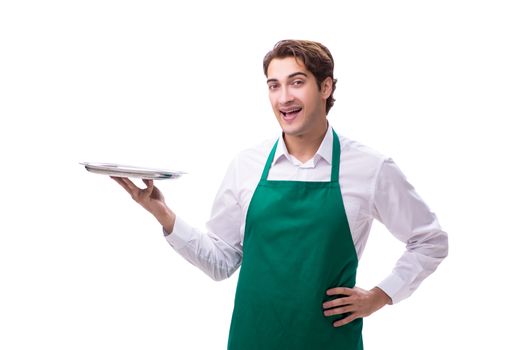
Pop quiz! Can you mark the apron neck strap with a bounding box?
[331,129,341,183]
[261,129,341,183]
[261,140,278,181]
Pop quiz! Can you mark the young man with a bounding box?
[113,40,448,349]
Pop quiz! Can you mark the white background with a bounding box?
[1,0,523,348]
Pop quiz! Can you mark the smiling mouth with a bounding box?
[280,107,302,119]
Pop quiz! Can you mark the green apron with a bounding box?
[227,130,363,349]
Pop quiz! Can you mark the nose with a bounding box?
[278,86,294,104]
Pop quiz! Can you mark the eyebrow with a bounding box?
[267,72,308,84]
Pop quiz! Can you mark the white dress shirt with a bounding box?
[165,125,448,304]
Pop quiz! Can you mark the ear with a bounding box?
[320,77,333,99]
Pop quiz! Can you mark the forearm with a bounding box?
[377,228,448,303]
[164,217,242,281]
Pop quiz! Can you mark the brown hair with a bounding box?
[263,39,337,114]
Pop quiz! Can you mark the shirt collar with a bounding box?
[272,125,333,167]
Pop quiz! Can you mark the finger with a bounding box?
[324,305,356,317]
[323,296,353,309]
[326,287,353,296]
[142,179,155,196]
[112,177,142,200]
[120,177,139,189]
[111,176,134,195]
[333,313,359,328]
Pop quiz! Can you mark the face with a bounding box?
[266,57,332,139]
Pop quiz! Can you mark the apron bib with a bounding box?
[227,130,363,349]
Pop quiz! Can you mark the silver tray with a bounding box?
[80,162,185,180]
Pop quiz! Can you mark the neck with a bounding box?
[284,121,328,163]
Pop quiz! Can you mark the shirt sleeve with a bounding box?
[372,158,448,304]
[163,157,243,281]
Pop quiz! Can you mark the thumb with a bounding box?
[143,179,155,195]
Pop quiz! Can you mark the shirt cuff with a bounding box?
[163,216,195,250]
[376,274,406,305]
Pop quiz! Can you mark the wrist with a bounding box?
[371,287,392,307]
[156,207,176,234]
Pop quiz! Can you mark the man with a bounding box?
[113,40,448,349]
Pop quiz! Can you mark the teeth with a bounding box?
[281,107,301,114]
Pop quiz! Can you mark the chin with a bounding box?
[280,125,303,137]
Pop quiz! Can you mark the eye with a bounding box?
[292,80,304,86]
[268,83,279,91]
